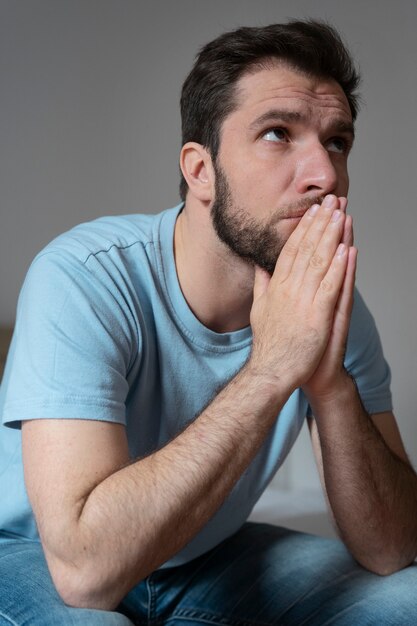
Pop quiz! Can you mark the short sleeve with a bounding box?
[1,250,139,428]
[343,288,392,414]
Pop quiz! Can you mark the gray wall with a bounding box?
[1,0,416,485]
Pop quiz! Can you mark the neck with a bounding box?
[174,197,255,334]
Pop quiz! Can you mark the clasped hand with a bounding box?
[249,194,357,400]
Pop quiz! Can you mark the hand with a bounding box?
[302,199,357,401]
[249,194,355,395]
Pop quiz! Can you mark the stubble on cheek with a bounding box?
[211,162,324,274]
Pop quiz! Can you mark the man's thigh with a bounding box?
[121,522,417,626]
[0,536,134,626]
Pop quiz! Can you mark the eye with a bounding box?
[262,127,288,143]
[327,137,349,154]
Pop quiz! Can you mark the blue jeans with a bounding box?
[1,522,417,625]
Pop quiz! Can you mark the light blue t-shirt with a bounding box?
[0,204,393,566]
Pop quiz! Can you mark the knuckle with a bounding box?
[320,277,334,294]
[283,240,299,257]
[316,294,331,313]
[299,238,315,255]
[310,253,325,269]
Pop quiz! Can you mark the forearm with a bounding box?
[39,197,354,607]
[52,365,288,610]
[310,373,417,574]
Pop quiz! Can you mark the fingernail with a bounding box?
[337,243,346,256]
[323,195,336,208]
[308,204,319,216]
[331,210,341,222]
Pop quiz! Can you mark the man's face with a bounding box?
[210,63,354,274]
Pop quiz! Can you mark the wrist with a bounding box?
[304,368,356,413]
[240,359,294,407]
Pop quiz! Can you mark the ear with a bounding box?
[180,142,215,203]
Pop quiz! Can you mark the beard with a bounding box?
[210,162,323,275]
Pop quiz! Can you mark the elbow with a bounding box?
[50,559,116,611]
[356,549,416,577]
[363,561,402,577]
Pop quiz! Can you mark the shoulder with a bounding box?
[24,205,181,292]
[14,207,180,346]
[35,211,165,265]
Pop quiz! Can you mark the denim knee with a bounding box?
[0,537,134,626]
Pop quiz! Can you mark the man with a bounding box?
[1,19,417,625]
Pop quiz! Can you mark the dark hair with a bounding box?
[179,20,360,200]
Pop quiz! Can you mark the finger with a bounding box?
[291,198,346,291]
[313,243,349,322]
[273,202,321,282]
[335,246,357,322]
[253,265,271,303]
[282,194,340,285]
[342,214,354,247]
[339,197,348,213]
[315,247,357,367]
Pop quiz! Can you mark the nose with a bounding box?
[294,144,339,197]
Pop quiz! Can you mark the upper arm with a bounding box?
[22,418,130,565]
[2,252,137,429]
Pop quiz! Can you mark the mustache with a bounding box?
[269,194,325,225]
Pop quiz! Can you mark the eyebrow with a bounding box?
[249,109,355,139]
